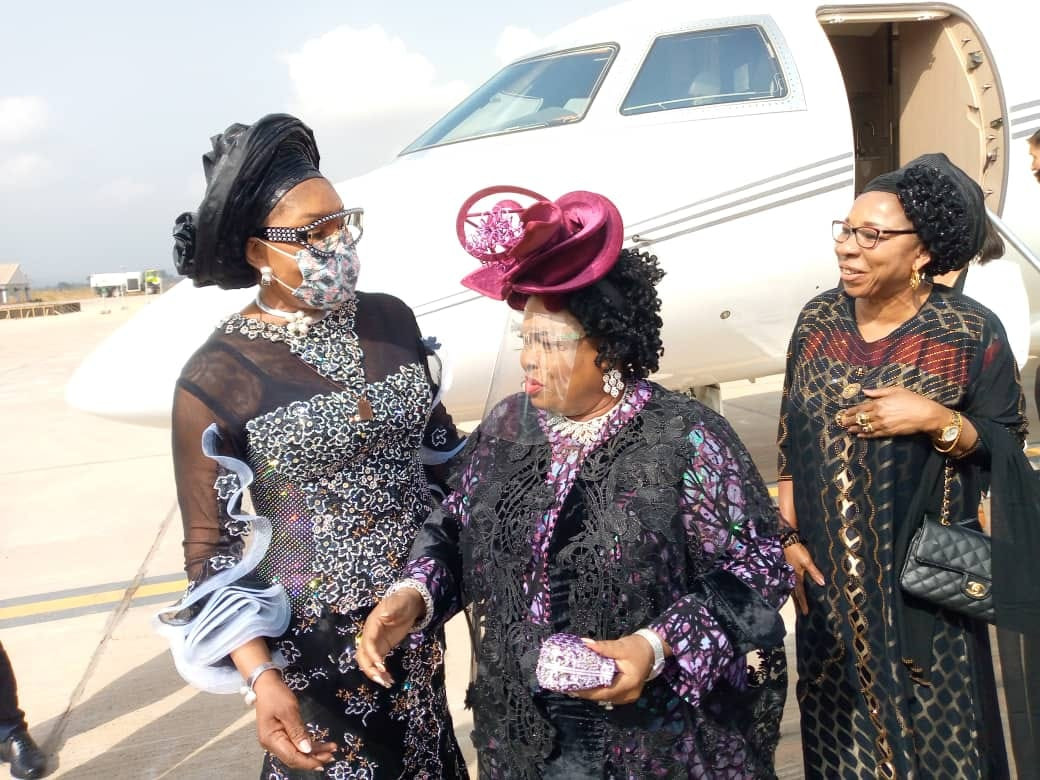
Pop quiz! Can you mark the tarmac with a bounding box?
[0,294,1036,778]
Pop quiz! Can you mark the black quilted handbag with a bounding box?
[899,461,994,623]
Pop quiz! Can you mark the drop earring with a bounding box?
[260,266,273,287]
[602,368,623,398]
[909,267,922,290]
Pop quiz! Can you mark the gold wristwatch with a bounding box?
[933,411,963,453]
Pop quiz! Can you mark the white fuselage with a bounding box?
[66,0,1040,425]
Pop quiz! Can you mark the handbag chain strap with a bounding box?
[939,460,953,527]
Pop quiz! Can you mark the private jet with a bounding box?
[67,0,1040,424]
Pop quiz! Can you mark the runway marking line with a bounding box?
[6,444,1040,627]
[0,574,187,627]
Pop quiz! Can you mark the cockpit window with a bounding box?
[621,26,787,115]
[401,45,617,154]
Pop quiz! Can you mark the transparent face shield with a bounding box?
[480,303,586,444]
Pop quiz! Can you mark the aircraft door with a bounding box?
[820,9,1006,209]
[826,26,899,192]
[898,17,1005,210]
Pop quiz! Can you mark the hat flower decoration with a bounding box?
[456,185,625,310]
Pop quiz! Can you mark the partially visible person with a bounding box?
[1028,128,1040,183]
[933,219,1031,370]
[0,643,47,779]
[779,153,1039,778]
[359,187,793,778]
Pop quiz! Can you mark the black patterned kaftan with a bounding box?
[778,286,1026,779]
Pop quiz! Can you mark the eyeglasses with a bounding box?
[513,328,585,353]
[832,220,916,249]
[256,208,364,258]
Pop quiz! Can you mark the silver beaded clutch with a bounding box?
[536,633,617,692]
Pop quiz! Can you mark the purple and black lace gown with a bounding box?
[402,381,794,779]
[168,292,468,779]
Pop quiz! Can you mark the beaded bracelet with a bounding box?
[634,628,666,680]
[384,579,434,632]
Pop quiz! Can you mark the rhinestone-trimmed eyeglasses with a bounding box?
[832,219,916,249]
[256,208,364,258]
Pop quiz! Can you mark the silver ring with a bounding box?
[598,701,614,711]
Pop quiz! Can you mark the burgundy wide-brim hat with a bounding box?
[456,185,624,310]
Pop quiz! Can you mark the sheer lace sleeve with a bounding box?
[171,384,246,584]
[155,339,290,693]
[649,415,793,707]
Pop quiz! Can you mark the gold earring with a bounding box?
[909,268,921,290]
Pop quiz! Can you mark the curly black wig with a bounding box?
[565,248,665,379]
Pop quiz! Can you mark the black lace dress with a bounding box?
[169,291,468,779]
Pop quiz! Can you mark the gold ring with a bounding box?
[856,412,870,427]
[862,422,874,434]
[835,411,846,427]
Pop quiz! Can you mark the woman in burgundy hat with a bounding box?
[358,187,794,778]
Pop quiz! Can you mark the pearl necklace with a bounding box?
[546,389,627,447]
[254,295,316,338]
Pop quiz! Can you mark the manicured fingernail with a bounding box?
[580,638,593,645]
[298,739,312,754]
[376,662,386,672]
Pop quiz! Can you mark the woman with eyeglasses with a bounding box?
[156,114,467,778]
[778,153,1039,778]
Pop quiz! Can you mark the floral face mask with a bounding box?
[261,230,360,309]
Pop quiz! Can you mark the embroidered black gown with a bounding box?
[778,286,1026,779]
[170,291,468,779]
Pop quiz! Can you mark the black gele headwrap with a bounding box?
[862,152,985,275]
[173,114,322,289]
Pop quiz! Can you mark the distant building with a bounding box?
[0,264,31,304]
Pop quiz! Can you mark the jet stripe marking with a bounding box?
[626,153,854,229]
[634,179,854,247]
[1010,99,1040,112]
[1011,112,1040,125]
[415,294,485,319]
[629,165,854,239]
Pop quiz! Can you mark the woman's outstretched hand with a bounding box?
[357,588,426,688]
[254,672,337,770]
[570,634,657,706]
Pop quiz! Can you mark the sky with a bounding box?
[0,0,616,286]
